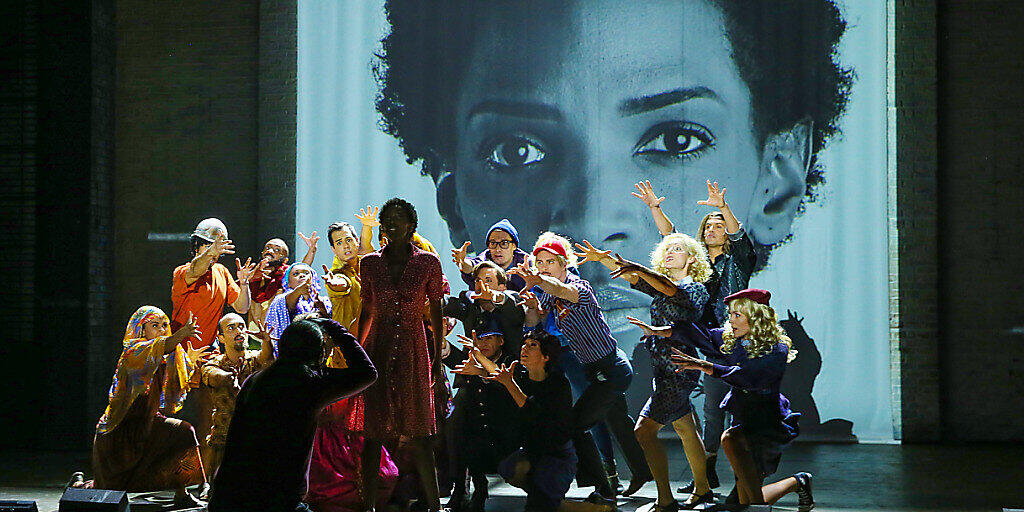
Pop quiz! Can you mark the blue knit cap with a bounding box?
[486,219,520,247]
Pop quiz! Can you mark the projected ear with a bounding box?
[435,172,472,247]
[747,120,813,245]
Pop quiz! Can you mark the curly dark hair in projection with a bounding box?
[374,0,853,200]
[380,197,418,233]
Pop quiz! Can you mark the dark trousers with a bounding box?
[499,445,577,512]
[701,375,731,454]
[571,349,652,489]
[560,349,616,460]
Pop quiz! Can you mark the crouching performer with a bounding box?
[70,306,210,509]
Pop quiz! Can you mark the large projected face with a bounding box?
[377,0,849,338]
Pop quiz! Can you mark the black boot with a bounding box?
[604,459,623,494]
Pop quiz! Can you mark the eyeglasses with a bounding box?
[487,240,514,249]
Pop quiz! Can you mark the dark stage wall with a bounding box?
[0,0,1022,449]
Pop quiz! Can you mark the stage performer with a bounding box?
[516,232,652,503]
[629,289,813,511]
[445,327,522,512]
[351,197,447,512]
[247,235,318,326]
[577,233,714,511]
[305,220,399,512]
[198,313,275,482]
[171,218,256,347]
[489,331,576,512]
[69,306,209,508]
[635,179,757,494]
[264,262,332,354]
[208,317,377,512]
[450,219,530,292]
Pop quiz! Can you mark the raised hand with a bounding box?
[573,239,612,265]
[454,354,488,377]
[696,180,727,209]
[185,339,215,365]
[626,316,673,338]
[508,261,542,288]
[298,231,320,252]
[209,234,236,259]
[235,257,257,283]
[247,318,276,343]
[355,205,380,227]
[452,241,471,267]
[469,279,503,303]
[178,312,203,342]
[632,180,666,208]
[255,257,272,280]
[517,290,541,311]
[486,361,519,387]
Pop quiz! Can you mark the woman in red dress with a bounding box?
[351,197,447,512]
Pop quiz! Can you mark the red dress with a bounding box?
[347,245,445,439]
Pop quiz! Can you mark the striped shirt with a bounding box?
[536,272,618,364]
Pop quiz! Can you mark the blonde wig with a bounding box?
[650,233,713,283]
[720,297,797,362]
[697,212,731,254]
[532,231,579,269]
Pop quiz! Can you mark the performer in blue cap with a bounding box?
[451,218,530,291]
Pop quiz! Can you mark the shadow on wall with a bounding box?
[625,310,856,443]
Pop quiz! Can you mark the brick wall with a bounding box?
[934,0,1024,441]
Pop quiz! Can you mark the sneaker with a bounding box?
[794,472,814,512]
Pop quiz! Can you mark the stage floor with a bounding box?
[2,443,1022,511]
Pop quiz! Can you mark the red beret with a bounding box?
[532,241,568,260]
[724,288,771,306]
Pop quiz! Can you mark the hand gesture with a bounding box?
[486,361,519,387]
[246,318,276,344]
[235,257,257,283]
[298,231,320,252]
[626,316,673,338]
[696,180,727,209]
[255,257,272,280]
[452,241,471,267]
[355,205,380,227]
[608,253,642,280]
[573,240,612,265]
[517,290,541,311]
[632,180,666,208]
[208,234,236,259]
[509,261,542,288]
[670,347,709,372]
[321,264,350,292]
[178,312,203,343]
[469,279,503,303]
[185,339,215,365]
[454,354,488,377]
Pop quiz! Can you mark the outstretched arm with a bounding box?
[231,257,255,314]
[355,205,379,255]
[697,180,740,234]
[185,234,235,284]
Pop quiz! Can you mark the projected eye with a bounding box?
[634,122,715,160]
[482,136,547,170]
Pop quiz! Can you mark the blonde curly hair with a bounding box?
[532,231,579,268]
[720,297,797,362]
[650,233,712,283]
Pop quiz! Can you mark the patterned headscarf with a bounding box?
[122,305,168,347]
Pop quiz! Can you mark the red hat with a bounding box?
[532,241,569,260]
[724,288,771,306]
